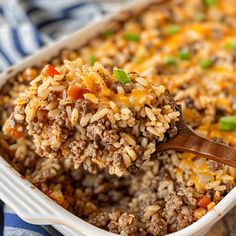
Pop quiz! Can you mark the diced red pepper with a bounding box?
[68,85,88,100]
[41,64,60,78]
[198,196,211,209]
[5,127,22,140]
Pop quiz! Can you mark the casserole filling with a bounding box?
[4,60,180,176]
[0,0,236,235]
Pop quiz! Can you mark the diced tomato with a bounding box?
[67,85,88,100]
[198,196,211,209]
[41,64,60,78]
[5,127,22,140]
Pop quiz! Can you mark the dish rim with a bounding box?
[0,0,235,235]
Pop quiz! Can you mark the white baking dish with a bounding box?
[0,0,235,235]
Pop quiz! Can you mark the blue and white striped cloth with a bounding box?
[0,0,125,235]
[0,0,124,71]
[3,204,63,236]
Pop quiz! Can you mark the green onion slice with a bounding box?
[178,50,191,60]
[103,30,114,39]
[89,55,97,66]
[199,58,213,69]
[164,56,177,65]
[163,25,180,36]
[124,32,140,42]
[224,42,236,50]
[113,68,131,84]
[219,116,236,131]
[203,0,217,7]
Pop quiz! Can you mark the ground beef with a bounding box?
[108,221,120,234]
[55,110,69,127]
[103,130,120,143]
[175,206,194,231]
[163,192,183,224]
[69,139,88,158]
[177,186,197,207]
[76,100,95,115]
[118,213,138,236]
[88,212,110,228]
[86,123,105,140]
[146,213,168,236]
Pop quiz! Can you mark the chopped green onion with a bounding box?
[103,30,114,39]
[194,13,206,22]
[124,32,140,42]
[219,116,236,131]
[224,42,236,50]
[164,56,177,65]
[203,0,217,7]
[178,50,191,60]
[88,55,97,66]
[199,58,213,69]
[163,25,180,36]
[113,68,131,84]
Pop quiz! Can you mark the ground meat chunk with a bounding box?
[76,100,94,115]
[69,139,88,158]
[175,206,194,231]
[163,192,183,224]
[88,212,110,228]
[118,213,138,236]
[177,186,197,207]
[86,123,105,140]
[146,213,168,236]
[127,164,139,175]
[103,130,119,143]
[108,221,120,234]
[55,110,69,127]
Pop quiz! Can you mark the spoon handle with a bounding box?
[158,123,236,168]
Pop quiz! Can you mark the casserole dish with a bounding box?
[0,0,236,235]
[1,154,236,236]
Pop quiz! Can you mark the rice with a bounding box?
[4,60,180,176]
[80,113,92,127]
[0,0,236,235]
[70,108,79,127]
[83,93,99,104]
[90,108,110,123]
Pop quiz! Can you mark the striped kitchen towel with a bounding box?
[3,203,63,236]
[0,0,124,71]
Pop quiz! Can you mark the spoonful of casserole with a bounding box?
[3,59,236,176]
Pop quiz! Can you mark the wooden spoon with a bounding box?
[157,116,236,168]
